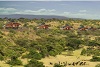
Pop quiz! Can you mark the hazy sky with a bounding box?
[0,1,100,19]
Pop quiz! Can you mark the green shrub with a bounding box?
[81,49,86,55]
[9,29,16,34]
[24,49,42,60]
[24,59,45,67]
[7,56,22,65]
[49,51,57,56]
[0,22,4,29]
[0,54,4,61]
[66,38,82,49]
[0,31,4,35]
[15,38,30,47]
[40,48,49,58]
[81,48,100,56]
[5,49,19,57]
[90,56,100,62]
[67,46,74,51]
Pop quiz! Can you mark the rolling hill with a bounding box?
[0,14,68,19]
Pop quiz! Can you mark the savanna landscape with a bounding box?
[0,17,99,67]
[0,1,100,67]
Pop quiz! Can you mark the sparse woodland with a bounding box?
[0,18,100,67]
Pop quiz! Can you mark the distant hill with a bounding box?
[0,14,69,19]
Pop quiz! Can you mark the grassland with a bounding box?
[0,18,99,67]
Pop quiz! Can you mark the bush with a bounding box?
[67,46,74,51]
[24,59,45,67]
[81,48,100,56]
[7,56,22,65]
[40,48,49,58]
[5,49,20,58]
[24,49,42,60]
[0,54,4,61]
[87,40,100,46]
[0,31,4,35]
[9,29,16,34]
[81,49,86,55]
[90,56,100,62]
[49,50,57,56]
[15,38,30,47]
[0,22,4,29]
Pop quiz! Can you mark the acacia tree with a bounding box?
[66,38,82,49]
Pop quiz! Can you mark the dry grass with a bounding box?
[72,23,81,29]
[0,48,100,67]
[0,61,10,67]
[39,49,100,67]
[47,21,61,29]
